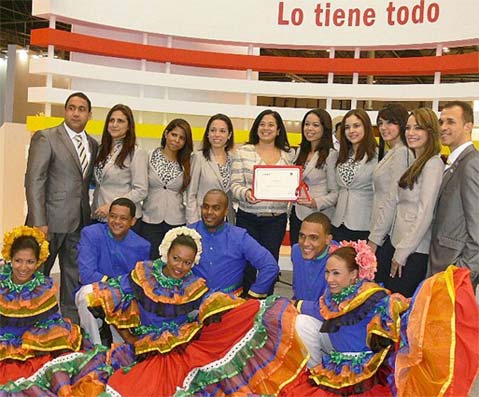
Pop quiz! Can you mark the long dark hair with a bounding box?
[247,109,290,151]
[295,108,333,169]
[377,104,408,161]
[96,104,136,169]
[399,108,441,190]
[337,109,377,165]
[202,114,234,161]
[161,118,193,193]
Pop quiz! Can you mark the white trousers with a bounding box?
[75,284,123,345]
[295,313,333,368]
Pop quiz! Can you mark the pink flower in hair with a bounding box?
[329,240,377,280]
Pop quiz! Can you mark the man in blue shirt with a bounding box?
[75,197,150,345]
[292,212,336,306]
[189,189,279,298]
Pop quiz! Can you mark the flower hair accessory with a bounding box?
[159,226,203,265]
[329,240,377,280]
[2,226,50,266]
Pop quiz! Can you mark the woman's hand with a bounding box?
[296,197,316,208]
[117,328,138,345]
[245,189,260,204]
[367,241,377,254]
[390,259,402,278]
[94,204,110,219]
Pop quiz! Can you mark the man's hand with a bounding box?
[38,225,48,236]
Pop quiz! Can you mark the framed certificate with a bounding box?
[252,165,308,201]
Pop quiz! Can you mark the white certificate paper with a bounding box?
[252,166,302,201]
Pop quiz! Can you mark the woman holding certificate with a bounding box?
[290,108,339,246]
[331,109,378,242]
[231,109,295,294]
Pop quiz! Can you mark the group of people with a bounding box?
[0,91,477,396]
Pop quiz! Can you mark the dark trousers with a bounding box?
[137,220,184,260]
[236,209,287,295]
[41,229,82,324]
[288,206,302,247]
[375,237,428,298]
[332,224,369,242]
[374,235,395,285]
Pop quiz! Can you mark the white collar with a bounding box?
[64,122,86,140]
[446,141,473,166]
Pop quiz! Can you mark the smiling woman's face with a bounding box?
[11,248,38,284]
[324,255,358,294]
[164,244,196,279]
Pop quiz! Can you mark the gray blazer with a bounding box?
[141,150,186,225]
[25,124,98,233]
[186,150,235,224]
[92,145,148,218]
[370,145,412,234]
[370,155,443,266]
[332,154,378,231]
[293,149,338,221]
[429,145,479,282]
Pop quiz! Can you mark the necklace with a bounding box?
[331,282,360,305]
[0,263,45,293]
[151,259,189,289]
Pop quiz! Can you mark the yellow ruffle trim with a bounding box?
[134,321,203,355]
[198,292,244,323]
[0,284,58,318]
[131,262,209,304]
[135,292,244,355]
[320,282,389,320]
[88,284,141,329]
[1,321,82,361]
[310,347,391,388]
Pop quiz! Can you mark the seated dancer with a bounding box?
[88,226,307,397]
[0,227,117,396]
[189,189,279,297]
[292,212,337,302]
[75,197,150,346]
[285,241,409,397]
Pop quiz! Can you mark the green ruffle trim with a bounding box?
[329,350,371,367]
[174,295,278,397]
[151,259,191,289]
[0,264,46,293]
[0,345,111,393]
[105,276,135,302]
[331,282,360,305]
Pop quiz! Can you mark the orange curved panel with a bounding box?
[31,28,479,76]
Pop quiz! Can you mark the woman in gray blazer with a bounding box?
[138,119,193,259]
[92,104,148,222]
[289,108,338,246]
[368,104,412,284]
[332,109,378,242]
[369,108,443,297]
[186,114,235,224]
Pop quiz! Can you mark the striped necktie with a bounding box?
[73,134,88,176]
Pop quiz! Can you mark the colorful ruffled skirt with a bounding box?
[108,296,308,397]
[393,265,479,397]
[0,346,117,397]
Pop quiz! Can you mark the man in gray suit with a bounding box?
[429,101,479,290]
[25,92,99,323]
